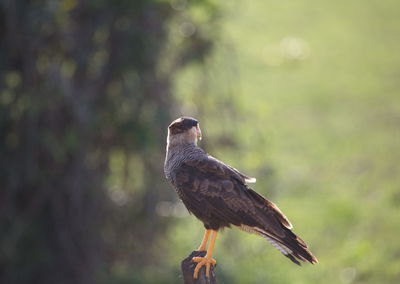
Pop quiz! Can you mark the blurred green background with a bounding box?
[1,0,399,283]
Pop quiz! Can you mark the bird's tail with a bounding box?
[242,188,318,265]
[256,227,318,265]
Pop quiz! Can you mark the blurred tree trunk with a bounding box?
[0,0,216,283]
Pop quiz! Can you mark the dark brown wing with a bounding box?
[173,155,317,264]
[200,155,257,184]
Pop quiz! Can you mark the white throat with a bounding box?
[167,127,198,148]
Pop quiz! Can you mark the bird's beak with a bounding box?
[196,125,202,141]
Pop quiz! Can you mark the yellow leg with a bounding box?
[197,229,211,251]
[192,230,218,278]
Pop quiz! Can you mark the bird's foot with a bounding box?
[192,255,217,278]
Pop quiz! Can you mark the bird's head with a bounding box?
[167,117,202,147]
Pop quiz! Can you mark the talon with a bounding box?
[191,230,218,279]
[192,256,217,278]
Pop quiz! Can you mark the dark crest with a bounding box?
[169,117,198,135]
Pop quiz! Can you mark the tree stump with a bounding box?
[181,251,216,284]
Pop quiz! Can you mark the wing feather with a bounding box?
[173,155,317,264]
[174,156,287,237]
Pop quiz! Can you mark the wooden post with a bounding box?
[181,251,217,284]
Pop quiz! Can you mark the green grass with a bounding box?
[167,0,400,283]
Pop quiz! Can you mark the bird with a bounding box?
[164,117,318,279]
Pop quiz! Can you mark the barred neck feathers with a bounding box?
[164,144,205,178]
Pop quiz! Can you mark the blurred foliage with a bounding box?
[1,0,400,283]
[0,0,217,283]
